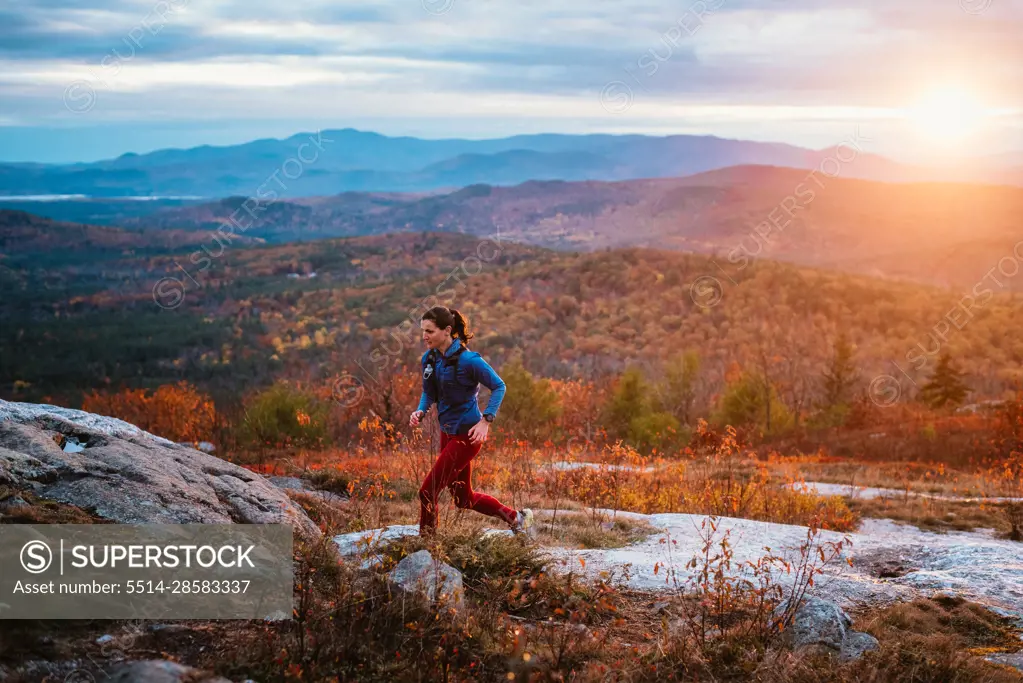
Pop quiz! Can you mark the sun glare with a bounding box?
[906,87,992,144]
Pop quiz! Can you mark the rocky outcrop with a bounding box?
[0,399,319,538]
[550,512,1023,624]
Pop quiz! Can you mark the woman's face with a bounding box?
[421,319,451,350]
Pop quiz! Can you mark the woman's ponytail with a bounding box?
[449,308,474,346]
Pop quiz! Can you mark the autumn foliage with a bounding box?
[81,381,216,444]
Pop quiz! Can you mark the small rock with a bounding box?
[107,660,233,683]
[0,495,27,509]
[147,623,190,634]
[334,525,419,556]
[7,660,90,681]
[987,651,1023,672]
[388,549,465,612]
[775,596,851,651]
[264,609,290,622]
[267,476,309,492]
[840,631,880,660]
[776,597,880,661]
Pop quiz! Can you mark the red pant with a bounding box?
[418,432,516,535]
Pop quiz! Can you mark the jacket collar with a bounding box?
[442,337,462,358]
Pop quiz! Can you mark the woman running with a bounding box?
[409,306,533,537]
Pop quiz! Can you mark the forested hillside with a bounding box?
[3,229,1020,428]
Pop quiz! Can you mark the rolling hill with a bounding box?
[111,165,1023,293]
[0,209,229,265]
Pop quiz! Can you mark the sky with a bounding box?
[1,0,1021,164]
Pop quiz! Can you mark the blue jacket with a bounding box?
[416,337,506,435]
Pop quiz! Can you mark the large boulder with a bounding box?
[0,399,319,539]
[388,549,465,612]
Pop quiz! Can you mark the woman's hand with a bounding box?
[468,419,489,445]
[409,410,425,427]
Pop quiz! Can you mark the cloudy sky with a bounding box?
[1,0,1021,163]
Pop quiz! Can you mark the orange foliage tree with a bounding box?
[81,381,217,444]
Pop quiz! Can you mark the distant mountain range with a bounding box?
[2,128,1021,199]
[7,166,1022,293]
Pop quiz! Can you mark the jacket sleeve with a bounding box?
[468,354,506,418]
[417,353,436,414]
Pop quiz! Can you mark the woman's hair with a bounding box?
[422,306,474,346]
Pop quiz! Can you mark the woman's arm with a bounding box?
[416,391,434,415]
[469,355,506,419]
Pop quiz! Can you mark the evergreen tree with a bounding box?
[603,366,650,441]
[821,333,860,408]
[714,370,791,433]
[919,352,970,409]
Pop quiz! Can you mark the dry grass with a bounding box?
[768,454,1023,499]
[847,497,1017,536]
[843,595,1023,683]
[531,510,658,549]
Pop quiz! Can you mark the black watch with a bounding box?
[483,414,495,423]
